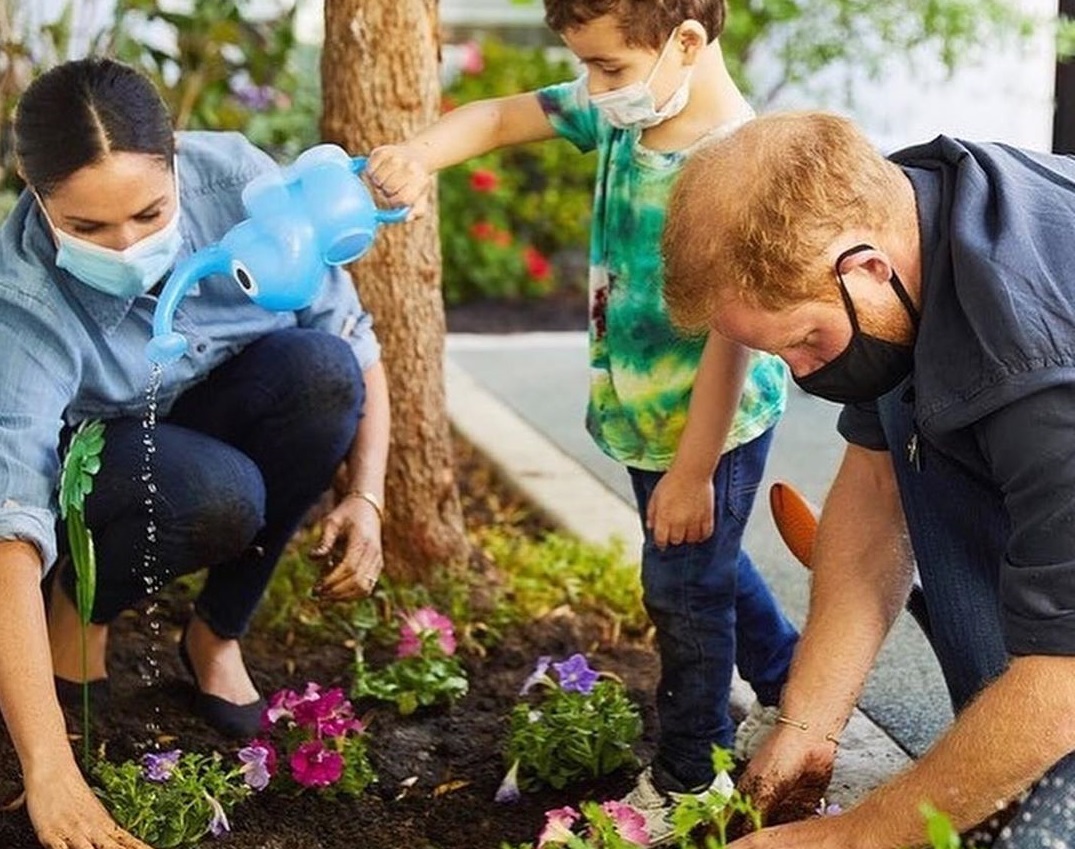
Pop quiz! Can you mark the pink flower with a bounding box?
[460,40,484,75]
[289,740,344,788]
[523,246,552,281]
[538,806,580,846]
[263,682,324,727]
[397,607,457,658]
[470,169,499,193]
[602,801,650,845]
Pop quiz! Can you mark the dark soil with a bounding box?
[0,437,662,849]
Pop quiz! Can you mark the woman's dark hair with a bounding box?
[14,58,174,196]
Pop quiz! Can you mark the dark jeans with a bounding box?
[877,382,1074,847]
[59,328,363,638]
[629,427,799,788]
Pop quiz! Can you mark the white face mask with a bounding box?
[586,31,694,130]
[38,167,183,299]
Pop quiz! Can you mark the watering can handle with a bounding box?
[350,156,410,224]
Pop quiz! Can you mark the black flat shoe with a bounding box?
[178,624,265,739]
[54,675,110,714]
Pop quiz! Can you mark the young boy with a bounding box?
[368,1,798,840]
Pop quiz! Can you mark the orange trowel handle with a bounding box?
[769,482,819,570]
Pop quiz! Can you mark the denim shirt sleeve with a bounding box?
[537,78,599,153]
[297,265,380,371]
[0,271,81,569]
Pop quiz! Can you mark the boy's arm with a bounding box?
[367,92,557,214]
[647,333,749,548]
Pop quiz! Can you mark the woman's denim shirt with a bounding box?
[0,131,380,569]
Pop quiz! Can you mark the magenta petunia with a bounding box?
[289,740,344,788]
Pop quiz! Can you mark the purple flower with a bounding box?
[494,759,521,804]
[203,791,230,837]
[289,740,344,788]
[553,654,599,695]
[816,798,842,816]
[520,655,553,696]
[231,82,277,111]
[141,749,182,783]
[238,741,276,791]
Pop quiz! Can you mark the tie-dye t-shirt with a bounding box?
[537,78,787,470]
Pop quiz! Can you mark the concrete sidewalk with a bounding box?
[444,339,918,808]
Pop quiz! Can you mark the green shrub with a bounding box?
[439,37,594,304]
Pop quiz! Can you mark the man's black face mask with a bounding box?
[793,244,920,405]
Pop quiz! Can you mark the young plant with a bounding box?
[57,418,105,764]
[500,800,650,849]
[668,749,750,848]
[94,748,260,847]
[352,607,469,715]
[259,682,376,798]
[500,654,641,794]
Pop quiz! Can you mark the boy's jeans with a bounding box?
[629,427,799,788]
[878,381,1074,847]
[59,328,364,639]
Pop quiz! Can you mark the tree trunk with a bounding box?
[321,0,470,581]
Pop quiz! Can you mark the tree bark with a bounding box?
[321,0,470,581]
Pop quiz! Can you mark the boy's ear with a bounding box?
[676,19,708,63]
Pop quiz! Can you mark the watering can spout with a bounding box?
[146,245,230,365]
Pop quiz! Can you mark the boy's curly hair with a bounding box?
[544,0,727,47]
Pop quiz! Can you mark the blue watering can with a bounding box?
[146,144,408,364]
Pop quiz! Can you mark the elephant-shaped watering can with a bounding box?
[146,144,408,364]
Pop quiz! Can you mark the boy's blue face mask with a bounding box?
[37,171,183,299]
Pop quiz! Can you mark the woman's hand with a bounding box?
[647,467,715,549]
[26,760,151,849]
[366,145,432,220]
[311,493,384,600]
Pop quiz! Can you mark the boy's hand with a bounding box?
[366,144,433,220]
[647,468,714,549]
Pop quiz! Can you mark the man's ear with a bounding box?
[677,20,708,65]
[837,245,894,287]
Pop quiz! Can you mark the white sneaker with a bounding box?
[734,700,781,761]
[618,766,735,846]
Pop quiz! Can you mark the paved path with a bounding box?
[444,331,958,805]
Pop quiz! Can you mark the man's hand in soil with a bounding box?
[734,724,836,832]
[312,494,384,600]
[27,761,151,849]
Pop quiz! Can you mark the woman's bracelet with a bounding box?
[346,489,385,523]
[777,714,842,746]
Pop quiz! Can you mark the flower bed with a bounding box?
[0,439,662,849]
